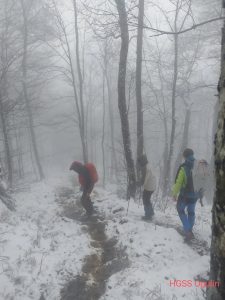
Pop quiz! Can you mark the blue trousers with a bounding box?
[176,197,196,232]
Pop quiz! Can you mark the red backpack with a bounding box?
[85,163,98,183]
[78,163,98,186]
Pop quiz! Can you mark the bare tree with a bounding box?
[115,0,136,198]
[136,0,145,180]
[0,93,13,185]
[48,0,89,163]
[0,0,22,186]
[104,43,119,182]
[72,0,88,163]
[19,0,45,180]
[101,73,106,187]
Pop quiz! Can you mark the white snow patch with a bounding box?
[93,188,211,300]
[0,179,90,300]
[0,180,212,300]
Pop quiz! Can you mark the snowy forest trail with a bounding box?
[0,183,211,299]
[57,187,129,300]
[57,187,210,299]
[152,220,210,256]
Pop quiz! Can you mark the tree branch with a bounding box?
[140,16,225,37]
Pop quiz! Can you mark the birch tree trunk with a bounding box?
[115,0,136,198]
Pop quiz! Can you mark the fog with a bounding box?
[0,0,224,299]
[0,0,220,192]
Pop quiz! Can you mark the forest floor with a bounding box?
[0,178,211,300]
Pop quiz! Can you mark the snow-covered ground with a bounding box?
[0,179,211,300]
[0,178,90,300]
[94,188,211,300]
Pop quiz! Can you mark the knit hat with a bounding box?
[69,161,83,171]
[183,148,194,159]
[137,154,148,166]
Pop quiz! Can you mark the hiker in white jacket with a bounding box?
[138,154,156,220]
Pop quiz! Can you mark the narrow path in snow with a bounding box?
[56,187,129,300]
[152,219,210,256]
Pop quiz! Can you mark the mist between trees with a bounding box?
[0,0,221,196]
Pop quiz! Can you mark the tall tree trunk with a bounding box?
[20,0,44,180]
[161,116,169,193]
[101,73,106,187]
[115,0,136,199]
[72,0,88,163]
[12,111,24,179]
[164,32,178,195]
[207,7,225,299]
[136,0,145,181]
[103,40,118,181]
[0,93,13,186]
[106,74,119,181]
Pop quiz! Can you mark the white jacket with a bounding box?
[144,164,156,191]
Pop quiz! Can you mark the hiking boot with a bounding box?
[184,231,194,242]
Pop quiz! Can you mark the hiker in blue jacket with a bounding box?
[172,148,203,240]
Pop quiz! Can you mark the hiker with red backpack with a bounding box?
[69,161,98,216]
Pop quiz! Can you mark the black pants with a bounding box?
[143,190,154,218]
[81,192,93,215]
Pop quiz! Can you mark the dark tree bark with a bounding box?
[207,5,225,299]
[20,0,45,180]
[115,0,136,198]
[136,0,145,181]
